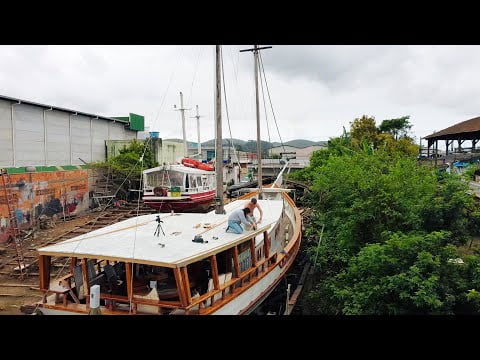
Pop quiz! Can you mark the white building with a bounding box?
[268,144,326,161]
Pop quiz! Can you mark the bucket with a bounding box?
[149,131,159,138]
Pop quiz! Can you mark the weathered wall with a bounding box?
[0,169,89,243]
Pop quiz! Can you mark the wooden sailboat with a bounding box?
[26,45,302,315]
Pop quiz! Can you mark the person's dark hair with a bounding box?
[243,208,251,215]
[250,198,257,204]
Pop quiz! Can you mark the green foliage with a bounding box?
[350,115,378,148]
[378,116,412,140]
[299,113,480,313]
[93,139,158,179]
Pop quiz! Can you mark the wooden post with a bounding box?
[427,140,430,158]
[445,140,449,155]
[263,231,270,259]
[174,267,188,307]
[210,255,220,290]
[81,259,90,296]
[233,246,240,278]
[69,257,77,274]
[180,267,191,306]
[125,262,133,302]
[249,238,257,267]
[39,255,51,291]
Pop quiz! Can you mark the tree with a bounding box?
[378,116,412,140]
[326,231,478,315]
[350,115,378,148]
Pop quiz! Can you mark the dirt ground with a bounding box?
[0,213,100,315]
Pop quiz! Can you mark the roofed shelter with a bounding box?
[424,116,480,156]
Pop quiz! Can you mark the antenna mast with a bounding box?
[175,92,190,157]
[191,105,202,156]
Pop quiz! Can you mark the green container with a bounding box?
[170,186,180,192]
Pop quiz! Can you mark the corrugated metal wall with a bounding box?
[0,98,138,167]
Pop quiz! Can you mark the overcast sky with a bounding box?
[1,45,479,144]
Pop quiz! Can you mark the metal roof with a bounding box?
[0,94,129,124]
[424,116,480,140]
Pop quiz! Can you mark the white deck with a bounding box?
[38,199,284,267]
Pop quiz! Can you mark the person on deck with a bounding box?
[226,208,256,234]
[244,197,263,228]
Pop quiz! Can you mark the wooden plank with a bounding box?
[81,258,90,296]
[250,238,257,267]
[0,283,34,287]
[263,231,270,258]
[181,267,192,305]
[232,246,240,279]
[210,255,220,290]
[125,262,133,305]
[39,255,51,291]
[174,267,187,307]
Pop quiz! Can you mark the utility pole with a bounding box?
[215,45,225,214]
[191,105,202,156]
[174,92,190,157]
[240,45,272,197]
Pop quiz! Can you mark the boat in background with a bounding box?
[142,161,216,212]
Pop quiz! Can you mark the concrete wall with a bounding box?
[0,169,90,243]
[0,98,138,167]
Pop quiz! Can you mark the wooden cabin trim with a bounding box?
[36,252,178,269]
[181,267,192,305]
[210,255,220,290]
[249,238,257,267]
[174,267,188,307]
[232,246,240,278]
[263,231,270,258]
[69,257,77,274]
[81,258,90,297]
[39,255,51,291]
[125,262,133,306]
[175,223,271,267]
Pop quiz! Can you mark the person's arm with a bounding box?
[257,204,263,223]
[240,211,254,227]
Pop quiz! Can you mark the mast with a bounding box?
[175,92,190,157]
[240,45,272,196]
[191,105,202,156]
[215,45,225,214]
[253,45,262,194]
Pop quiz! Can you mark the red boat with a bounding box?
[142,162,216,212]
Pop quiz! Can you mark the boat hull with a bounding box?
[143,190,216,212]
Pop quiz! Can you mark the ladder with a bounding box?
[0,168,26,279]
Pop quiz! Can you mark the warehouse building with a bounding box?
[0,95,143,167]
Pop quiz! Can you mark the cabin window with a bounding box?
[238,241,252,273]
[188,175,197,190]
[186,259,211,297]
[168,171,184,188]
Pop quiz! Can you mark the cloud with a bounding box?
[1,45,480,145]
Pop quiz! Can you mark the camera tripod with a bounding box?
[154,215,165,237]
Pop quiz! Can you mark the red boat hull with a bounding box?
[143,190,216,213]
